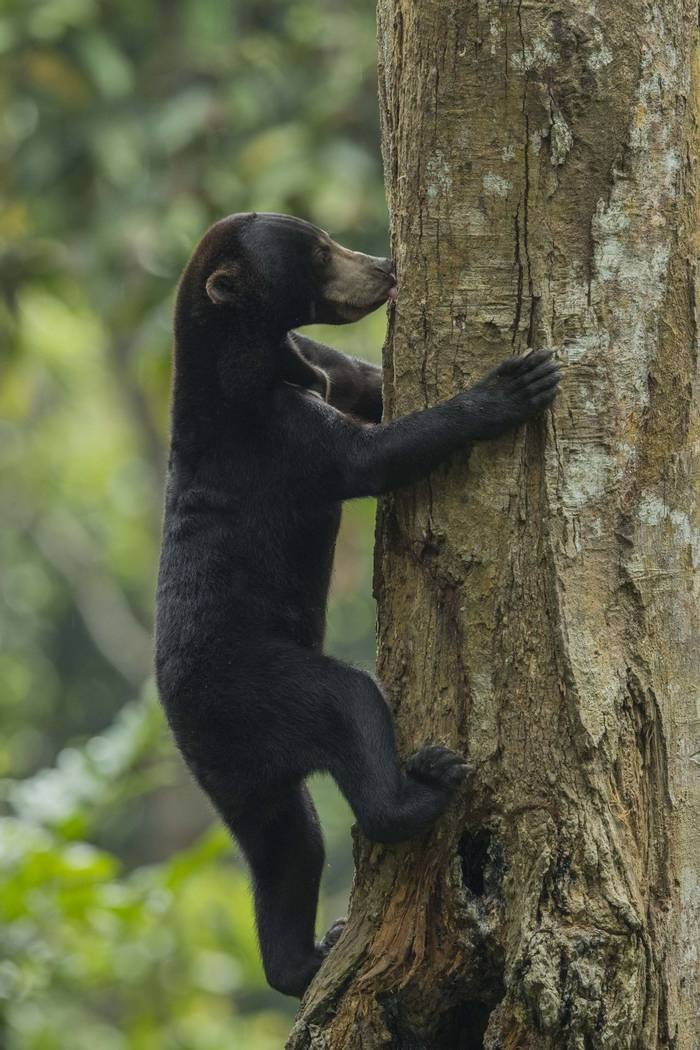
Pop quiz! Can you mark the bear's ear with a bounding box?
[205,263,239,305]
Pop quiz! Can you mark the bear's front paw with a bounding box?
[470,349,563,437]
[317,918,346,957]
[406,745,471,792]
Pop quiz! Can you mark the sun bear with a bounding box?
[155,212,562,997]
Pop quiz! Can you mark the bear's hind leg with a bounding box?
[235,642,468,846]
[233,784,332,998]
[323,661,469,844]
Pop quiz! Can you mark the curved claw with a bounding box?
[317,918,346,957]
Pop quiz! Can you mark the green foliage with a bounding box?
[1,0,385,1044]
[0,814,290,1048]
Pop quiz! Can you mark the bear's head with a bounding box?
[179,212,397,333]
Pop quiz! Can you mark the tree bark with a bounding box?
[288,2,700,1047]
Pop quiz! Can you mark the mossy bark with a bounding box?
[288,2,700,1047]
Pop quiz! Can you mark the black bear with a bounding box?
[155,212,561,997]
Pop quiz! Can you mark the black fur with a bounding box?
[155,212,561,997]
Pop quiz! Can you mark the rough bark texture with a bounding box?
[288,2,700,1047]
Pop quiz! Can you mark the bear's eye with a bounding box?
[315,244,332,266]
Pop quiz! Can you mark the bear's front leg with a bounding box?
[332,349,562,498]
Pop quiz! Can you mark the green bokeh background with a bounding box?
[0,1,387,1044]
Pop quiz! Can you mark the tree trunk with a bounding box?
[288,2,700,1047]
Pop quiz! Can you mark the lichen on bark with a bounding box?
[288,2,700,1048]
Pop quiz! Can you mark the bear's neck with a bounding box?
[171,313,289,440]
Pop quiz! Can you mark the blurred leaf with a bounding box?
[3,686,170,834]
[76,31,132,98]
[24,49,91,105]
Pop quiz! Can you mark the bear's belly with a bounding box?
[155,497,342,684]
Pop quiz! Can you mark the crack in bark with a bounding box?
[512,201,524,343]
[522,113,537,348]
